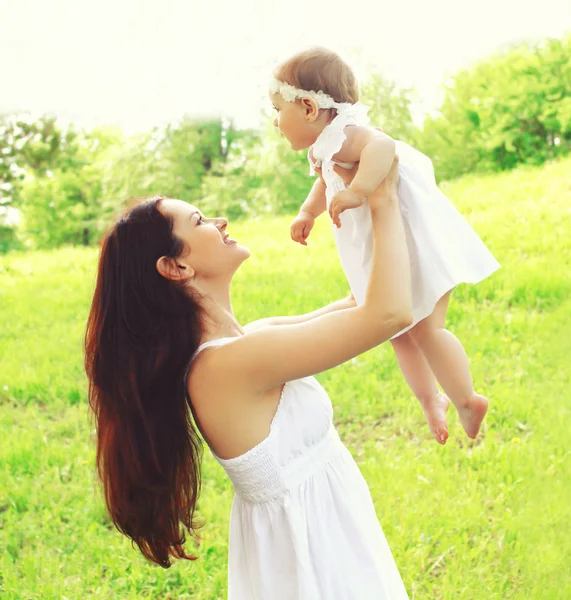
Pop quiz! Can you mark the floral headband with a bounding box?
[269,77,356,111]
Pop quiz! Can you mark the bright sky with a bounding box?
[1,0,570,133]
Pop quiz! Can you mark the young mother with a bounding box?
[85,158,411,599]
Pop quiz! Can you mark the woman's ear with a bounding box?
[156,256,194,281]
[301,97,319,122]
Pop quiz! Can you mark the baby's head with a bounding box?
[270,47,359,150]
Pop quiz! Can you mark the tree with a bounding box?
[201,71,418,219]
[360,72,417,144]
[200,116,312,218]
[0,114,79,207]
[19,126,121,248]
[99,116,237,206]
[17,116,236,249]
[0,114,86,251]
[416,35,571,181]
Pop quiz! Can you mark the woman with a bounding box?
[85,157,412,599]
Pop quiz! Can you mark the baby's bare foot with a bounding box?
[419,392,450,445]
[457,393,488,438]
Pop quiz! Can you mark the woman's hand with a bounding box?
[312,162,358,186]
[205,130,409,396]
[313,128,399,219]
[316,156,399,223]
[367,156,400,210]
[328,188,366,228]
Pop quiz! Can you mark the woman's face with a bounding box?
[159,199,250,280]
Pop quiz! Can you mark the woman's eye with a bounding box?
[197,216,204,225]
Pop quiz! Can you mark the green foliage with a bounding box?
[3,33,571,253]
[200,72,418,220]
[0,114,84,251]
[16,118,236,250]
[417,35,571,181]
[1,158,570,598]
[360,71,416,144]
[0,224,23,253]
[20,166,102,247]
[148,117,235,201]
[18,126,122,248]
[201,118,312,219]
[0,114,72,206]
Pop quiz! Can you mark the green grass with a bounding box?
[1,157,570,599]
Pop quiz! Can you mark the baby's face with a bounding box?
[270,93,317,151]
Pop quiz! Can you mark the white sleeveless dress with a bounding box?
[192,337,409,600]
[310,112,500,337]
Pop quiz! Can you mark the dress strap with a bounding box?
[194,336,239,357]
[307,146,321,176]
[184,336,240,400]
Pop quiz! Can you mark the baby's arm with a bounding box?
[329,128,396,227]
[300,177,327,218]
[291,177,326,245]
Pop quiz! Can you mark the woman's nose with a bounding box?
[216,218,228,231]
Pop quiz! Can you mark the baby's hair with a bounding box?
[273,47,359,104]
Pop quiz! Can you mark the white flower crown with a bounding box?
[269,77,371,133]
[269,77,354,111]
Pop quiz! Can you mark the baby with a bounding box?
[270,47,500,443]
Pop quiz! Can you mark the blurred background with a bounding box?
[1,0,570,250]
[1,2,570,599]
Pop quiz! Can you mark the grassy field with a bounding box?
[1,157,570,599]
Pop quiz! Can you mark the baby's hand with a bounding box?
[290,211,315,246]
[328,189,366,228]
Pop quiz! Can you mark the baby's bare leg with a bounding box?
[390,332,450,444]
[409,291,488,438]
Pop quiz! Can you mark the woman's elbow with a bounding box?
[376,308,413,340]
[395,309,413,331]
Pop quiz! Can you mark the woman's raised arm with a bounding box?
[206,157,411,392]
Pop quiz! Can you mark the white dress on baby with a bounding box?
[309,106,500,337]
[191,337,409,600]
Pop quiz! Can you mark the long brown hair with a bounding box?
[85,197,204,567]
